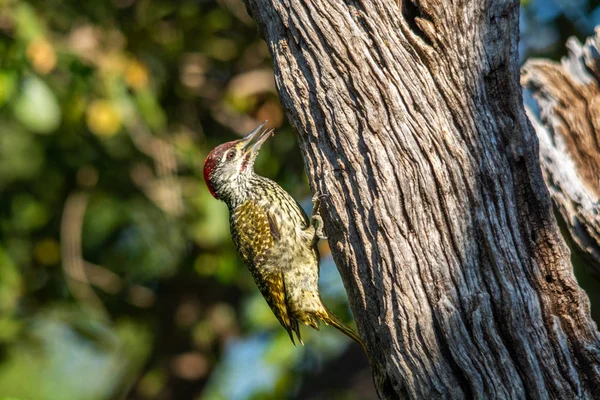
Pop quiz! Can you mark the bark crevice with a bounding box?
[400,0,434,48]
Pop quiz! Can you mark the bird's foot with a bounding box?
[311,191,329,240]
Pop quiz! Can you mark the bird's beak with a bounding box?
[241,121,274,154]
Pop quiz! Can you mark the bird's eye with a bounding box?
[226,150,235,160]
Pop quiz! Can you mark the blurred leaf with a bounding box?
[0,126,45,186]
[263,333,297,366]
[0,247,22,316]
[26,37,56,75]
[225,93,257,113]
[0,70,17,106]
[203,38,238,61]
[194,250,244,284]
[205,9,233,31]
[11,193,49,232]
[12,76,61,134]
[13,76,61,133]
[136,368,167,398]
[86,99,122,137]
[0,317,23,342]
[124,58,149,90]
[82,196,125,250]
[242,293,279,330]
[12,3,44,40]
[190,185,230,247]
[84,198,185,281]
[135,88,166,131]
[33,238,61,266]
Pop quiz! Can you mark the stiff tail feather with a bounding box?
[287,319,303,346]
[319,305,367,353]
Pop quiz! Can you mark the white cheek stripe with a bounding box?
[221,151,230,163]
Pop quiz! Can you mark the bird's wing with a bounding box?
[230,199,277,264]
[230,200,301,344]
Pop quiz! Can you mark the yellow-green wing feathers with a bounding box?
[230,200,276,264]
[230,200,302,344]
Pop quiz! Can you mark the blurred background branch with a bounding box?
[61,191,108,318]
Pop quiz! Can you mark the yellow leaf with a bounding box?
[26,37,56,75]
[86,99,121,137]
[33,238,60,266]
[124,59,149,90]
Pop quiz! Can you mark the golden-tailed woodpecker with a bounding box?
[203,122,364,350]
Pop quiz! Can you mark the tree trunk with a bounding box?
[522,29,600,276]
[243,0,600,398]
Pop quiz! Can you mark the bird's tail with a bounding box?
[318,304,367,353]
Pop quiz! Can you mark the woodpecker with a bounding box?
[203,122,364,350]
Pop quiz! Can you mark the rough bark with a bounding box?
[244,0,600,398]
[522,29,600,276]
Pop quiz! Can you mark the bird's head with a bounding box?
[203,121,273,201]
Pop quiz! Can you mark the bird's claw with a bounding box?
[312,191,329,209]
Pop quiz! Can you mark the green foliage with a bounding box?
[0,0,356,399]
[0,309,151,400]
[12,75,60,133]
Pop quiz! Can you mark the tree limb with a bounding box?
[522,28,600,276]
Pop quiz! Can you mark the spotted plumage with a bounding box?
[203,122,364,349]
